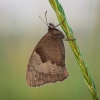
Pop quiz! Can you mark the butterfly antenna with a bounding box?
[45,11,48,24]
[39,15,48,26]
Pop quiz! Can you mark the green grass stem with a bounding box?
[48,0,100,100]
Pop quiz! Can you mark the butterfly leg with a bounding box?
[63,37,76,41]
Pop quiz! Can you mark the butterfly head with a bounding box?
[48,23,55,29]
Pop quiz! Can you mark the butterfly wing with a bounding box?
[26,32,69,87]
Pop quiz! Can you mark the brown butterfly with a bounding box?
[26,11,74,87]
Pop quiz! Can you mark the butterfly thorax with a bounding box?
[48,23,65,39]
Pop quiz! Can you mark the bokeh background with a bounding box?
[0,0,100,100]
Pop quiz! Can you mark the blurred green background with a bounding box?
[0,0,100,100]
